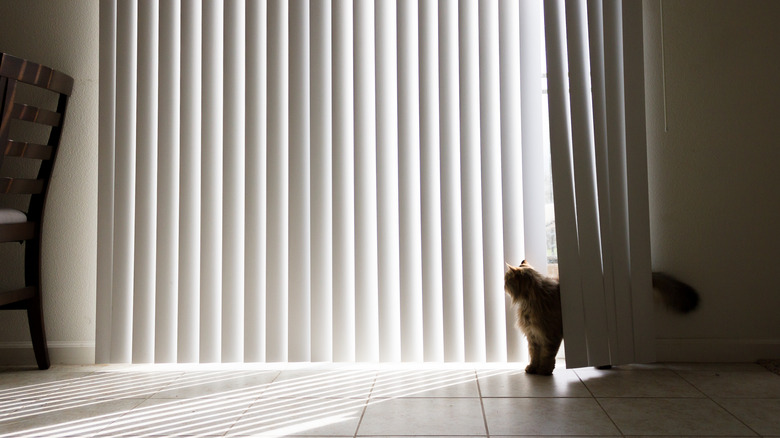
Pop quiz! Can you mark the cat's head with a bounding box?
[504,260,538,300]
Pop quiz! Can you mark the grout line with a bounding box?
[474,369,491,438]
[575,368,626,436]
[673,368,763,437]
[352,372,378,438]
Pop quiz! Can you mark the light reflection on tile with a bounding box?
[0,362,776,437]
[478,367,590,398]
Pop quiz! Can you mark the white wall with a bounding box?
[645,0,780,361]
[0,0,98,364]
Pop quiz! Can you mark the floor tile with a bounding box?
[228,397,366,436]
[718,398,780,436]
[371,369,479,398]
[599,397,757,436]
[0,369,93,398]
[483,397,619,436]
[575,367,703,397]
[95,397,252,437]
[0,398,146,438]
[657,362,770,373]
[477,368,590,398]
[151,369,279,399]
[52,371,184,401]
[678,370,780,398]
[263,369,377,399]
[358,397,486,436]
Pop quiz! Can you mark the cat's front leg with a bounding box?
[535,344,557,375]
[525,340,541,374]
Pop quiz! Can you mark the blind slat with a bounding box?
[177,0,202,363]
[199,0,224,363]
[310,0,334,362]
[419,0,444,363]
[244,0,267,363]
[398,0,424,362]
[156,0,181,364]
[332,0,356,362]
[354,0,380,363]
[499,0,525,363]
[222,0,246,362]
[438,0,466,363]
[288,0,311,362]
[459,0,487,363]
[266,0,289,362]
[479,0,507,363]
[376,0,402,362]
[110,0,138,364]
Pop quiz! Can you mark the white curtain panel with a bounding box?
[97,0,651,365]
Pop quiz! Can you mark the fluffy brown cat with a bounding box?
[504,260,699,375]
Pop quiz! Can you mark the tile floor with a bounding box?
[0,361,778,437]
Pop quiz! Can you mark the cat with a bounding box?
[504,260,699,375]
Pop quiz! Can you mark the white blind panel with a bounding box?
[601,0,634,366]
[376,0,402,363]
[132,0,158,365]
[459,0,487,363]
[437,0,466,363]
[587,0,621,364]
[419,0,444,363]
[498,0,526,363]
[223,0,246,363]
[155,0,180,364]
[397,0,424,363]
[245,0,267,363]
[178,0,202,363]
[266,0,290,362]
[479,0,508,363]
[565,0,611,367]
[109,0,137,364]
[621,0,655,364]
[97,0,653,366]
[354,0,380,363]
[200,0,224,363]
[288,0,312,362]
[310,0,334,363]
[96,0,116,365]
[331,0,356,362]
[544,0,590,367]
[519,0,549,271]
[543,0,655,368]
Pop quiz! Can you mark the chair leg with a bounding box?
[26,295,50,370]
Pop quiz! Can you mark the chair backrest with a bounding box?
[0,53,74,239]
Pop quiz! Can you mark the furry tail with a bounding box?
[652,272,699,313]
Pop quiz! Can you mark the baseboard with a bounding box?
[0,341,95,366]
[656,338,780,362]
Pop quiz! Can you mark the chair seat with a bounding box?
[0,208,27,224]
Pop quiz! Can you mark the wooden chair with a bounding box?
[0,53,74,370]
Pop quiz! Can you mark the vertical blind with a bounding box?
[544,0,655,368]
[97,0,654,365]
[97,0,549,364]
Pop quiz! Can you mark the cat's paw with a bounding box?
[536,367,555,376]
[525,364,538,374]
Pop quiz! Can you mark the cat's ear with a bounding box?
[505,262,513,271]
[520,259,527,266]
